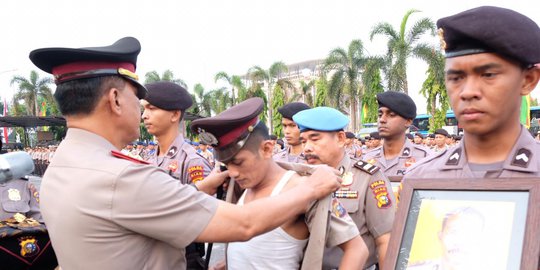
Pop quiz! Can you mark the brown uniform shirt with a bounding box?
[272,147,306,164]
[0,179,41,222]
[40,128,218,270]
[147,135,212,184]
[405,126,540,179]
[363,139,433,177]
[323,154,396,268]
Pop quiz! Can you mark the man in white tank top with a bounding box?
[192,98,368,270]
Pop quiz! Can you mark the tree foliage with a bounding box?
[271,84,285,137]
[315,76,328,107]
[144,70,187,88]
[10,71,54,116]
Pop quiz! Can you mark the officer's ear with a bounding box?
[520,66,540,96]
[170,110,182,123]
[260,139,274,158]
[106,87,122,116]
[336,131,347,147]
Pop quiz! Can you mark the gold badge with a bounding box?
[437,28,447,50]
[341,172,354,186]
[8,189,21,201]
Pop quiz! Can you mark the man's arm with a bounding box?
[338,236,368,270]
[195,165,341,242]
[375,232,391,270]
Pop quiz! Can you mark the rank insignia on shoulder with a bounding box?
[354,160,379,175]
[511,148,532,168]
[111,150,150,165]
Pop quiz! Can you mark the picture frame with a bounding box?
[385,178,540,270]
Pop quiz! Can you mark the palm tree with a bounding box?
[369,9,436,94]
[361,57,386,124]
[144,70,187,88]
[10,70,54,116]
[248,62,292,133]
[192,83,212,117]
[323,39,370,132]
[214,71,244,105]
[208,87,233,114]
[298,80,315,106]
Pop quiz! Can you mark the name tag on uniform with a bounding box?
[334,189,358,199]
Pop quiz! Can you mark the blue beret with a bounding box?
[29,37,147,99]
[293,107,349,132]
[377,91,416,119]
[144,81,193,111]
[148,141,156,146]
[437,6,540,66]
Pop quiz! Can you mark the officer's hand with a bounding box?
[306,165,342,199]
[195,166,230,195]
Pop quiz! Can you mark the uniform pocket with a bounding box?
[340,198,360,213]
[2,189,30,213]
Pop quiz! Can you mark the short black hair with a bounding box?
[243,122,270,155]
[54,76,126,116]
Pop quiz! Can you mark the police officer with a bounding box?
[273,102,310,163]
[345,131,362,159]
[413,133,424,145]
[293,107,396,270]
[142,81,212,186]
[31,37,341,269]
[363,91,432,177]
[368,132,382,149]
[432,128,450,152]
[404,6,540,264]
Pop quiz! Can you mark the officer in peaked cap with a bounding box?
[142,81,212,269]
[363,91,432,178]
[405,8,540,267]
[31,38,341,270]
[193,98,368,270]
[293,107,396,269]
[273,102,311,163]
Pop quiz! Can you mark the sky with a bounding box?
[1,0,539,114]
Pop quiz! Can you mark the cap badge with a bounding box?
[437,28,447,50]
[198,128,218,146]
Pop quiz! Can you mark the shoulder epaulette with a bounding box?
[353,160,380,175]
[111,150,150,165]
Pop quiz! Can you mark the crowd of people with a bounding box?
[1,5,539,270]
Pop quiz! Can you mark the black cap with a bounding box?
[144,81,193,111]
[377,91,416,120]
[428,134,435,139]
[437,6,540,67]
[369,132,381,140]
[414,133,424,139]
[406,133,414,140]
[434,129,450,137]
[191,98,264,163]
[29,37,147,99]
[345,131,356,139]
[278,102,311,119]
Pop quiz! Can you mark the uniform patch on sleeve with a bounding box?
[354,160,380,175]
[370,180,392,208]
[188,165,204,183]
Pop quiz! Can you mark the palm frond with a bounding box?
[369,22,398,41]
[406,17,436,44]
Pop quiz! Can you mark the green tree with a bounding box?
[298,80,315,106]
[10,71,54,116]
[323,39,370,132]
[361,58,385,124]
[370,9,436,94]
[248,62,291,133]
[416,46,449,132]
[214,71,244,105]
[144,70,187,88]
[191,83,212,117]
[314,76,328,107]
[271,85,285,137]
[208,87,233,114]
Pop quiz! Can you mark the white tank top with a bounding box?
[226,170,308,270]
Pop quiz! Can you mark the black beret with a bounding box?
[437,6,540,66]
[406,133,414,140]
[428,134,435,139]
[278,102,311,119]
[369,132,381,140]
[144,81,193,111]
[191,98,264,163]
[29,37,147,99]
[434,129,450,137]
[269,135,278,140]
[414,133,424,139]
[377,91,416,119]
[345,131,356,139]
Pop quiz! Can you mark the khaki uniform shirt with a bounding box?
[40,128,219,270]
[147,135,212,184]
[323,154,396,269]
[405,126,540,179]
[363,139,433,177]
[345,144,362,159]
[0,179,41,222]
[272,147,306,164]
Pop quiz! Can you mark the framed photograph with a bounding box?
[385,178,540,270]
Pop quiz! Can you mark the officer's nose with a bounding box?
[459,77,482,101]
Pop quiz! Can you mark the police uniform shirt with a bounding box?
[147,135,212,184]
[0,179,42,222]
[323,154,396,269]
[272,147,306,164]
[40,128,218,270]
[363,138,433,177]
[405,126,540,179]
[345,144,362,159]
